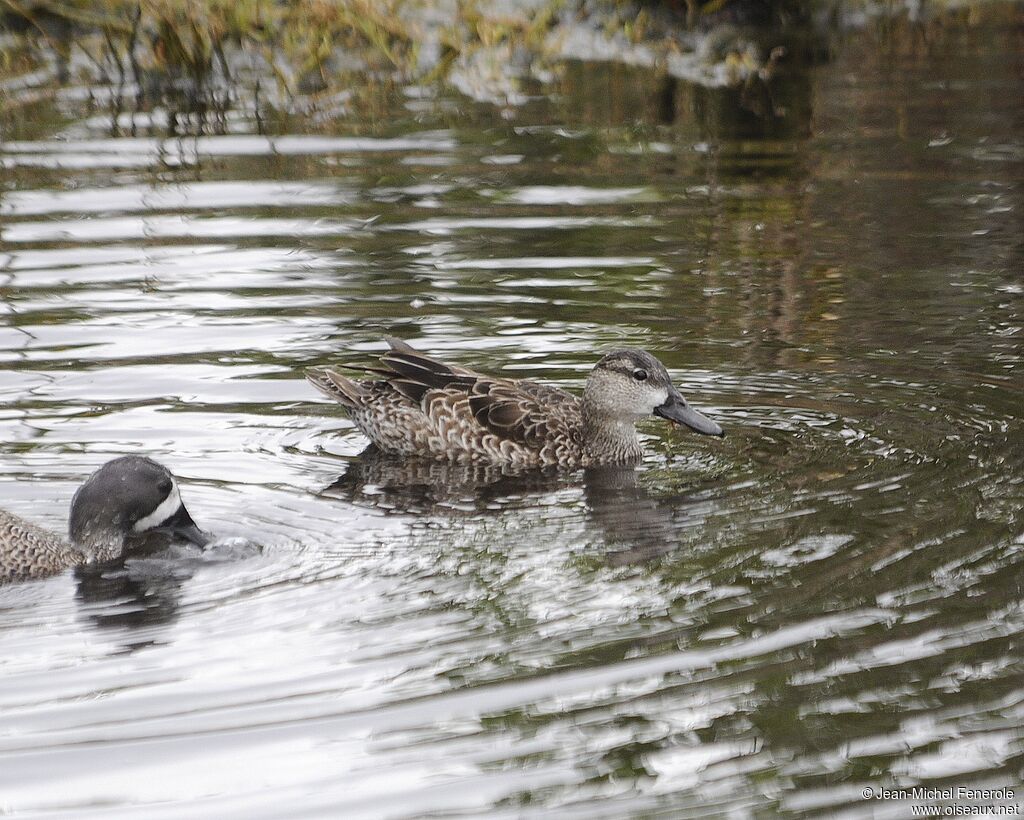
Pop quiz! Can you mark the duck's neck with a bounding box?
[85,539,124,564]
[580,398,643,464]
[73,526,125,564]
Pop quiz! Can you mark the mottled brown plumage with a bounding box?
[307,339,724,467]
[0,510,84,584]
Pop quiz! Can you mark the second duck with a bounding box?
[1,456,208,584]
[307,338,724,467]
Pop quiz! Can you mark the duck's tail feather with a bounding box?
[306,368,368,407]
[385,336,418,355]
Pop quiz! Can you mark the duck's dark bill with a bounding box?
[159,504,211,547]
[655,396,725,437]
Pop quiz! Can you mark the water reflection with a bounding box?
[74,560,187,644]
[323,448,708,568]
[72,531,262,645]
[583,466,714,567]
[324,446,565,512]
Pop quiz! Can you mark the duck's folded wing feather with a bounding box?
[469,379,579,448]
[380,348,479,402]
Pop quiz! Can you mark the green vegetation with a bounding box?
[2,1,416,94]
[0,0,566,113]
[3,0,1011,121]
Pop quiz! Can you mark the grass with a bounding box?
[1,0,433,109]
[3,0,1009,121]
[0,0,576,119]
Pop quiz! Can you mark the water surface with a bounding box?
[1,9,1022,818]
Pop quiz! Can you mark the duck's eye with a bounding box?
[632,368,648,381]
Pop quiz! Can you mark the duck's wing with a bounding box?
[381,341,581,447]
[377,341,481,403]
[468,378,580,449]
[309,340,582,459]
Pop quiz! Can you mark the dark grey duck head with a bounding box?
[584,350,724,437]
[69,456,209,559]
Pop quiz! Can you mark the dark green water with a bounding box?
[1,8,1022,817]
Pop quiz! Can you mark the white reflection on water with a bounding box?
[1,181,356,217]
[1,215,363,243]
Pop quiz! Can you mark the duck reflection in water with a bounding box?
[74,532,262,646]
[74,527,262,643]
[322,446,716,567]
[74,536,197,640]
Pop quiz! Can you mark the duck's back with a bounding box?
[308,342,585,466]
[0,509,82,583]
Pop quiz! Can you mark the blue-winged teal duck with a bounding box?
[307,339,724,467]
[1,456,208,584]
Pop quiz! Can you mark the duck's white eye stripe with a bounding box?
[133,482,181,532]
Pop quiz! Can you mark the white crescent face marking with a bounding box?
[647,386,669,413]
[133,481,181,533]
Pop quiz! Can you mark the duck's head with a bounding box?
[584,349,724,437]
[69,456,210,561]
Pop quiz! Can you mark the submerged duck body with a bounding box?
[307,339,724,467]
[1,456,208,584]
